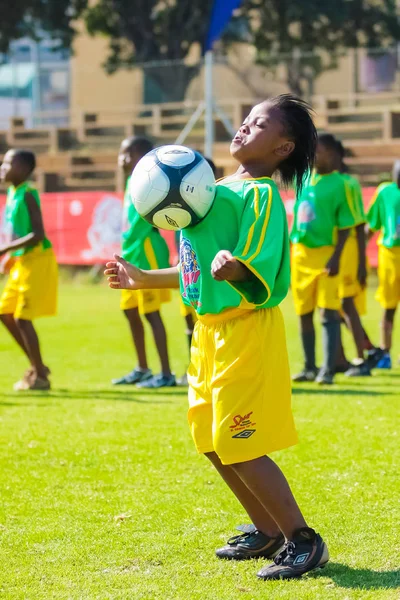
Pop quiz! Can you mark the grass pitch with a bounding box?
[0,281,399,599]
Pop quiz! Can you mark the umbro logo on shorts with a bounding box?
[232,429,256,439]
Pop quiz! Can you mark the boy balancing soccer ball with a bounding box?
[0,149,57,391]
[105,95,329,580]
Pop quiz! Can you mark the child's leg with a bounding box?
[320,308,340,373]
[362,326,375,351]
[206,452,280,537]
[145,311,172,376]
[0,313,31,361]
[231,455,307,539]
[299,311,316,370]
[124,308,148,370]
[381,308,396,351]
[341,297,365,360]
[336,325,350,368]
[15,319,47,378]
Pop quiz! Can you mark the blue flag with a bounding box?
[204,0,243,53]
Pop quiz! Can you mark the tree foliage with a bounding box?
[0,0,87,54]
[238,0,400,95]
[84,0,215,72]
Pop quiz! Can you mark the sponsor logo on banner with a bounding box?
[81,195,122,261]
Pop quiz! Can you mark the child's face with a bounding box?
[118,141,141,177]
[0,151,24,183]
[230,102,294,166]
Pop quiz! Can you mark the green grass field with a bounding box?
[0,281,399,600]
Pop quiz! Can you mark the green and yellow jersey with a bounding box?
[5,182,52,257]
[179,178,290,316]
[122,176,170,270]
[341,173,366,236]
[367,182,400,248]
[290,171,360,248]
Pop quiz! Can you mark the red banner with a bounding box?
[0,188,379,266]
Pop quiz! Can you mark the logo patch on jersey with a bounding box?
[297,200,316,229]
[232,429,256,439]
[180,237,201,308]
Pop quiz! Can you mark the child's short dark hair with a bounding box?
[125,136,154,156]
[14,149,36,175]
[318,133,351,173]
[269,95,317,193]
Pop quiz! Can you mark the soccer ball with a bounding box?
[129,144,216,231]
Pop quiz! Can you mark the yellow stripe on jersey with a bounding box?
[242,186,260,256]
[143,237,159,270]
[230,184,274,307]
[344,182,357,222]
[246,184,273,264]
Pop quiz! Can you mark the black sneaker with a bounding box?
[136,373,177,389]
[111,368,152,385]
[315,368,334,385]
[292,368,319,383]
[345,362,371,377]
[334,361,351,374]
[257,527,329,580]
[366,348,385,369]
[216,530,285,561]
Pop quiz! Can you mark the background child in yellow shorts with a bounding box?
[0,149,58,391]
[291,135,358,384]
[105,96,329,581]
[112,137,175,389]
[366,162,400,369]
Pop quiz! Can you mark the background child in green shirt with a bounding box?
[366,161,400,368]
[112,137,175,389]
[105,95,330,581]
[0,149,58,391]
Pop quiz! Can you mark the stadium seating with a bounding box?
[1,93,400,193]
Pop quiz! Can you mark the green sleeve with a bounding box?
[230,184,287,306]
[352,179,366,223]
[337,180,358,229]
[367,188,383,231]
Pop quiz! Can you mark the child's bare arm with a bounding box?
[0,192,44,255]
[105,255,180,290]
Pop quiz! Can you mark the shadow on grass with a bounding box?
[292,387,392,396]
[0,387,188,404]
[314,562,400,589]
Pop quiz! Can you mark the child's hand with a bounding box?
[211,250,250,282]
[325,254,340,277]
[105,254,145,290]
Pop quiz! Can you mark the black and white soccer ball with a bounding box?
[129,144,216,231]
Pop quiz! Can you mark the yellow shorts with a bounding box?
[187,307,298,466]
[339,237,362,299]
[291,244,341,316]
[376,245,400,309]
[0,247,58,320]
[120,288,171,314]
[180,298,197,320]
